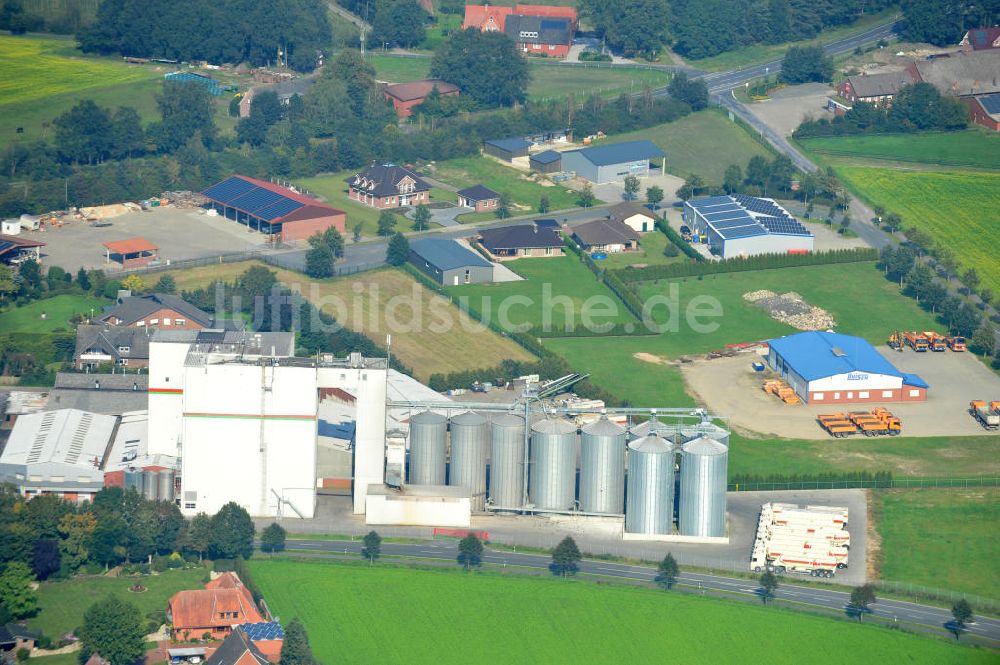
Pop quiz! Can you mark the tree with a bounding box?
[309,227,345,258]
[430,29,530,107]
[667,72,708,110]
[904,264,933,302]
[495,192,511,219]
[121,274,145,294]
[377,210,398,236]
[237,265,278,302]
[722,164,742,194]
[412,204,432,231]
[457,533,483,570]
[646,185,663,209]
[362,530,381,564]
[110,107,145,159]
[386,232,410,267]
[260,523,286,553]
[971,321,996,358]
[0,265,18,303]
[951,599,974,637]
[849,584,876,621]
[305,245,336,279]
[75,267,92,292]
[677,174,705,201]
[185,513,213,562]
[279,618,317,665]
[0,562,37,619]
[538,195,550,213]
[155,275,176,294]
[371,0,428,48]
[154,81,217,153]
[891,82,968,130]
[54,100,113,165]
[838,215,850,235]
[209,502,255,560]
[79,596,145,665]
[237,91,283,146]
[759,570,779,604]
[580,0,670,59]
[901,0,965,46]
[550,537,582,577]
[58,512,97,570]
[352,223,363,243]
[951,302,982,337]
[31,539,61,580]
[886,246,916,285]
[623,175,641,201]
[961,268,980,293]
[577,183,596,208]
[780,46,834,84]
[656,552,680,589]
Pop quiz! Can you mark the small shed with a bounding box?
[483,137,532,162]
[529,150,562,174]
[103,238,159,268]
[1,219,20,235]
[409,238,494,285]
[456,185,501,212]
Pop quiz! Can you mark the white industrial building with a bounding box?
[682,194,814,258]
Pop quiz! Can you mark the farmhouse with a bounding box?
[608,201,657,233]
[167,572,266,641]
[478,224,564,259]
[0,234,44,266]
[102,238,158,269]
[572,219,639,254]
[456,185,501,212]
[204,629,272,665]
[960,27,1000,50]
[964,93,1000,130]
[907,50,1000,130]
[346,164,431,209]
[409,238,494,285]
[383,79,459,118]
[682,194,814,259]
[203,175,346,242]
[100,293,213,329]
[560,140,666,184]
[464,4,577,57]
[767,331,929,404]
[75,325,153,369]
[837,71,915,106]
[529,149,562,173]
[483,137,532,163]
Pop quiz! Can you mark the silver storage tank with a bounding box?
[681,423,730,447]
[529,418,577,511]
[448,412,489,511]
[408,411,447,485]
[625,435,675,535]
[142,469,158,500]
[123,468,142,493]
[489,414,525,509]
[678,436,728,537]
[579,418,626,514]
[628,418,676,442]
[157,469,174,502]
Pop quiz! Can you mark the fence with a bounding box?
[102,249,381,279]
[876,581,999,614]
[728,477,1000,492]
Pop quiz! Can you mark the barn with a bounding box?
[682,194,814,258]
[202,175,346,242]
[559,140,665,183]
[529,149,562,173]
[409,238,494,285]
[483,137,532,163]
[767,331,928,404]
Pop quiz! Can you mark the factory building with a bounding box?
[682,194,814,258]
[767,331,929,404]
[559,140,665,184]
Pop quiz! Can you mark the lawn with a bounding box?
[605,110,774,182]
[595,231,686,269]
[431,156,586,212]
[0,294,107,333]
[249,558,992,665]
[27,566,207,640]
[836,167,1000,294]
[799,130,1000,170]
[449,255,638,331]
[874,488,1000,600]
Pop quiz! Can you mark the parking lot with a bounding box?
[747,82,835,138]
[682,349,1000,439]
[33,206,269,272]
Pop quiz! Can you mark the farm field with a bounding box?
[611,111,773,182]
[249,558,993,665]
[431,156,585,212]
[448,255,638,330]
[874,488,1000,600]
[836,167,1000,294]
[0,294,107,333]
[27,566,206,640]
[800,130,1000,170]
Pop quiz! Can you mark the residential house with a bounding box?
[964,92,1000,130]
[462,4,512,31]
[203,630,270,665]
[99,293,213,330]
[167,572,265,641]
[464,5,577,57]
[383,79,459,118]
[346,164,431,209]
[572,219,639,254]
[478,224,564,259]
[234,623,284,663]
[75,325,153,369]
[409,238,494,285]
[837,70,915,106]
[0,624,40,663]
[456,185,501,212]
[608,202,657,233]
[908,50,1000,130]
[960,27,1000,50]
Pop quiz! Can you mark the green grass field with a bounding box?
[596,231,686,269]
[27,566,207,639]
[431,155,586,211]
[0,294,107,333]
[249,558,992,665]
[875,488,1000,600]
[449,255,638,330]
[836,167,1000,294]
[800,130,1000,170]
[610,110,773,182]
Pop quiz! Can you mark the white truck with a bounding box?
[757,524,851,547]
[763,538,849,567]
[752,503,850,578]
[751,547,840,578]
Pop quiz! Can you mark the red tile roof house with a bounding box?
[167,573,265,641]
[346,164,432,209]
[383,79,459,118]
[960,27,1000,50]
[463,4,577,58]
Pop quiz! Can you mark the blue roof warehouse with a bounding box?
[409,238,495,285]
[767,331,928,404]
[559,140,665,184]
[683,194,814,259]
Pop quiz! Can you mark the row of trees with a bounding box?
[901,0,998,47]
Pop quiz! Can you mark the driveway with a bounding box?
[746,82,836,138]
[403,203,463,228]
[593,172,685,206]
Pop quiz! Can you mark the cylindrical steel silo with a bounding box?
[157,470,174,502]
[408,411,447,485]
[529,418,577,511]
[142,469,158,500]
[680,423,730,447]
[625,435,675,535]
[678,436,728,537]
[489,414,525,509]
[123,468,141,493]
[629,418,677,442]
[449,412,489,511]
[579,418,626,514]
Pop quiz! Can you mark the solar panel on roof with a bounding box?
[239,623,285,641]
[712,218,758,230]
[255,198,305,221]
[688,195,733,208]
[718,225,767,239]
[203,177,257,204]
[980,94,1000,114]
[540,18,565,30]
[231,188,284,213]
[0,241,15,254]
[702,210,747,222]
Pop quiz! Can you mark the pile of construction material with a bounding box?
[161,191,209,208]
[762,379,800,405]
[743,290,836,330]
[751,502,850,578]
[817,408,902,437]
[77,203,140,220]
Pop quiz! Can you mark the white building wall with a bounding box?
[147,340,194,457]
[809,372,902,393]
[722,233,814,259]
[365,492,471,527]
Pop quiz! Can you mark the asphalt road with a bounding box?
[284,538,999,644]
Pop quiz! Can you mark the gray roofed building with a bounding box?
[478,224,564,259]
[912,50,1000,96]
[572,219,639,253]
[151,328,296,359]
[383,79,459,102]
[75,325,153,369]
[204,629,270,665]
[838,70,916,103]
[410,238,494,285]
[560,140,666,184]
[456,185,500,202]
[608,201,657,233]
[48,373,149,415]
[683,194,813,259]
[529,149,562,174]
[504,15,573,46]
[483,137,533,162]
[99,293,213,329]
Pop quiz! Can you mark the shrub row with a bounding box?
[656,218,704,261]
[729,470,893,487]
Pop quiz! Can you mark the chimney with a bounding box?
[95,380,100,390]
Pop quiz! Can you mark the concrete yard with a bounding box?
[34,206,269,272]
[746,82,835,138]
[682,350,1000,439]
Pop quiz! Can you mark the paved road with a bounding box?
[285,538,1000,643]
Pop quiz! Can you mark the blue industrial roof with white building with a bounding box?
[768,331,928,387]
[565,140,665,166]
[685,194,811,240]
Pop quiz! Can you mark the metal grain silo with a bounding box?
[123,468,142,493]
[579,418,626,514]
[678,436,728,537]
[625,435,675,535]
[489,414,525,509]
[681,423,730,447]
[157,470,174,502]
[449,412,489,511]
[629,417,677,442]
[529,418,577,511]
[408,411,447,485]
[142,469,158,500]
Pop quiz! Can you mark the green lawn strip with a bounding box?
[431,155,586,211]
[597,232,691,269]
[24,653,79,665]
[248,557,992,665]
[874,488,1000,600]
[0,294,107,333]
[799,130,1000,170]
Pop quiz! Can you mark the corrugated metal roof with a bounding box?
[768,331,923,384]
[530,150,562,164]
[568,140,665,167]
[485,137,533,153]
[410,238,492,271]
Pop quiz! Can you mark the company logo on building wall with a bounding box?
[846,373,869,381]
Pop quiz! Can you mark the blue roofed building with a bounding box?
[409,238,495,285]
[164,71,222,96]
[766,331,928,404]
[529,149,562,174]
[559,140,665,183]
[682,194,814,258]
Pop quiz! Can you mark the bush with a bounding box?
[212,558,236,572]
[579,50,612,62]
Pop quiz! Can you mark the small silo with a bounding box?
[681,422,730,447]
[579,418,626,514]
[529,418,577,511]
[157,469,175,502]
[123,468,142,493]
[625,435,675,535]
[142,469,158,500]
[408,411,447,485]
[489,414,525,509]
[678,436,728,538]
[628,417,676,442]
[449,412,489,511]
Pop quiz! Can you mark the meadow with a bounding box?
[0,294,107,333]
[800,130,1000,170]
[836,167,1000,294]
[874,488,1000,600]
[595,231,685,269]
[431,155,584,212]
[249,558,994,665]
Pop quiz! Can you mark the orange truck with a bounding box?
[969,400,1000,430]
[817,414,858,438]
[923,332,947,352]
[903,331,929,352]
[847,409,902,436]
[947,336,966,351]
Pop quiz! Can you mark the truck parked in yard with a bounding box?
[969,400,1000,430]
[903,331,929,351]
[751,503,849,578]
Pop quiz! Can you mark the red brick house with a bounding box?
[167,573,265,641]
[964,93,1000,130]
[99,293,213,329]
[960,27,1000,50]
[347,164,431,209]
[837,71,915,106]
[463,4,577,58]
[462,4,512,31]
[457,185,500,212]
[383,79,459,118]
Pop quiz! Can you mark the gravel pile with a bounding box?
[743,289,836,330]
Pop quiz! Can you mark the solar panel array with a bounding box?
[238,622,285,641]
[980,94,1000,114]
[688,194,813,242]
[0,240,15,254]
[202,176,307,222]
[759,216,810,236]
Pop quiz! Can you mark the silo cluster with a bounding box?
[134,468,175,502]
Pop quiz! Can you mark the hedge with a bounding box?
[656,218,703,262]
